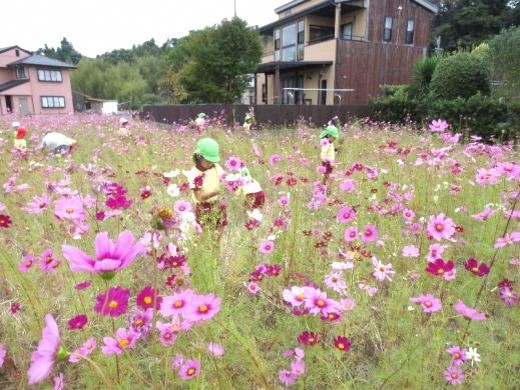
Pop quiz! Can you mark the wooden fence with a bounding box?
[141,104,370,128]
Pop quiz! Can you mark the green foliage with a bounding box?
[488,26,520,101]
[427,93,510,140]
[409,54,443,98]
[369,86,426,123]
[430,52,491,99]
[37,37,82,65]
[178,18,262,103]
[431,0,519,52]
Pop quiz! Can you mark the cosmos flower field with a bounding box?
[0,114,518,389]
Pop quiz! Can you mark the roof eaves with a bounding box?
[275,0,307,14]
[412,0,438,13]
[0,79,30,93]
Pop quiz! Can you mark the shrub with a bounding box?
[408,54,443,99]
[369,87,426,123]
[430,52,491,100]
[427,93,509,140]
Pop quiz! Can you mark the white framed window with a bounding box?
[384,16,393,42]
[41,96,65,108]
[297,20,305,61]
[274,29,281,61]
[38,69,63,82]
[16,66,27,79]
[341,23,353,40]
[405,19,415,44]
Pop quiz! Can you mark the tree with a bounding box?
[37,38,82,64]
[178,18,262,103]
[432,1,519,52]
[488,26,520,100]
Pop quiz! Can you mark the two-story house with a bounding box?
[255,0,437,106]
[0,46,76,115]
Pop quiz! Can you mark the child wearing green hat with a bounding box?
[194,113,207,132]
[188,137,227,231]
[319,124,340,187]
[243,114,253,134]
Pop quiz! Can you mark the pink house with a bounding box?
[0,45,76,115]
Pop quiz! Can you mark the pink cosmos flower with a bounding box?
[178,359,201,380]
[156,321,179,346]
[53,373,64,390]
[160,289,196,317]
[19,254,35,272]
[290,359,306,376]
[453,300,487,321]
[337,207,356,223]
[303,289,338,316]
[493,232,520,248]
[259,240,275,254]
[499,287,518,306]
[185,293,222,322]
[444,365,464,385]
[94,286,130,317]
[324,273,346,293]
[226,156,243,171]
[27,314,62,385]
[339,179,356,193]
[62,230,145,274]
[446,346,466,366]
[247,281,261,294]
[207,342,224,357]
[128,308,154,336]
[402,208,415,221]
[172,354,184,369]
[278,194,290,207]
[427,213,455,241]
[0,343,6,368]
[427,243,445,262]
[173,200,192,214]
[409,294,442,313]
[69,338,96,363]
[278,369,297,386]
[343,226,359,242]
[269,154,281,165]
[471,207,495,221]
[101,328,139,355]
[24,193,51,214]
[429,119,449,133]
[402,245,419,258]
[74,280,92,290]
[362,224,378,242]
[371,257,395,281]
[283,286,311,307]
[340,297,356,312]
[40,248,60,272]
[54,196,85,221]
[475,168,500,186]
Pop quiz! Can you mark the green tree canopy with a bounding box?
[37,37,82,65]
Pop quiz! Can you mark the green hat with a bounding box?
[194,138,220,163]
[319,125,339,139]
[245,114,252,121]
[198,113,207,118]
[239,167,250,176]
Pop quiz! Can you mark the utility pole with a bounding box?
[234,0,237,17]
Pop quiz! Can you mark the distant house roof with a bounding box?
[257,60,333,74]
[7,54,76,69]
[0,45,32,55]
[0,79,29,93]
[72,91,116,103]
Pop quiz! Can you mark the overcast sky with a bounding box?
[1,0,283,57]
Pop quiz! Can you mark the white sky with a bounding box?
[1,0,283,57]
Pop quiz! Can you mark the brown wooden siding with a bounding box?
[335,39,425,105]
[367,0,433,47]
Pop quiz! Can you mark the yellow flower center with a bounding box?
[143,296,152,304]
[296,294,304,301]
[471,267,479,273]
[437,268,444,275]
[118,338,129,349]
[316,299,325,307]
[453,352,460,359]
[66,207,74,214]
[174,300,183,308]
[424,301,432,308]
[199,304,208,313]
[435,224,444,231]
[108,300,118,309]
[187,368,196,376]
[134,319,143,327]
[451,373,458,379]
[338,343,345,350]
[308,337,315,343]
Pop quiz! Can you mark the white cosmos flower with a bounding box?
[466,347,481,366]
[167,184,180,197]
[163,169,180,178]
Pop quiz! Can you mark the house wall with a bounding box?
[335,39,425,105]
[367,0,433,47]
[27,67,74,114]
[0,47,31,67]
[340,9,367,39]
[277,0,325,19]
[0,68,15,84]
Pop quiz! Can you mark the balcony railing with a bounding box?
[308,35,366,45]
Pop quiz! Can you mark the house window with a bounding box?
[16,66,27,79]
[262,83,267,103]
[274,29,281,61]
[341,23,353,40]
[38,69,63,82]
[309,25,334,43]
[384,17,393,42]
[297,21,305,61]
[405,19,415,44]
[15,49,20,57]
[282,23,297,61]
[41,96,65,109]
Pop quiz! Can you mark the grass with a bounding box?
[0,114,519,389]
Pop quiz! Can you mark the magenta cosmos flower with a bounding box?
[343,226,359,242]
[185,293,222,322]
[62,230,145,275]
[297,331,319,346]
[499,287,518,306]
[68,314,88,330]
[333,336,351,351]
[427,213,455,241]
[337,207,356,223]
[425,258,454,277]
[101,328,139,355]
[94,286,130,317]
[361,224,378,242]
[446,346,466,366]
[259,240,275,254]
[409,294,442,313]
[178,358,201,380]
[136,285,162,310]
[27,314,65,385]
[463,258,490,277]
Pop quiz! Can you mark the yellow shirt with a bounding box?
[188,164,224,204]
[14,139,27,152]
[321,143,335,162]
